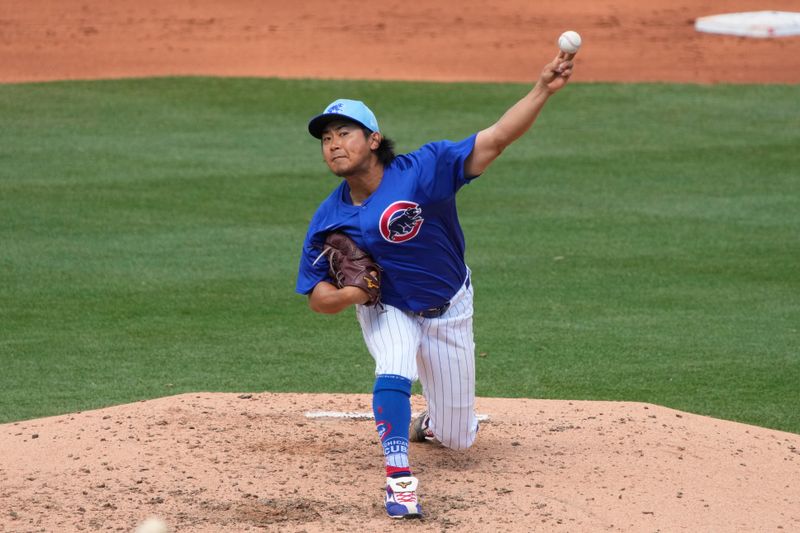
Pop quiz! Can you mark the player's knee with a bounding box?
[438,433,477,451]
[441,440,473,451]
[436,421,479,450]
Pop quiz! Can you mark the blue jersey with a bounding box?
[296,134,478,313]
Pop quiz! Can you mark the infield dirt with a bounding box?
[1,0,799,531]
[2,0,800,84]
[2,393,799,532]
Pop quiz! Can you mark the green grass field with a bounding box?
[1,78,798,432]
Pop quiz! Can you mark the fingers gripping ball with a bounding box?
[558,30,582,54]
[323,232,381,306]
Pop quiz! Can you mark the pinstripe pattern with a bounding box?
[356,276,478,450]
[387,454,408,468]
[357,303,422,379]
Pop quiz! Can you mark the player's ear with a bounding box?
[369,131,382,150]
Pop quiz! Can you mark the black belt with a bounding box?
[416,302,450,319]
[415,275,470,319]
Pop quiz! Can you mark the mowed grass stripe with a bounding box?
[0,78,798,432]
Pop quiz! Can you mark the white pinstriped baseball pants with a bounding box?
[355,276,479,450]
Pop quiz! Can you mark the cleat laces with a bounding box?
[395,490,417,504]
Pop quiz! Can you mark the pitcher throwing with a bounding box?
[296,49,576,518]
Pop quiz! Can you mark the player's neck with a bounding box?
[345,163,384,206]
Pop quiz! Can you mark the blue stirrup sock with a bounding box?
[373,374,413,478]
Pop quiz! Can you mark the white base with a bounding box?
[695,11,800,38]
[306,410,490,421]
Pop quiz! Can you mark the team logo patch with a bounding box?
[376,421,392,440]
[326,102,344,113]
[379,201,424,243]
[382,437,409,456]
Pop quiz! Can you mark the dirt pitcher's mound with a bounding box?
[1,393,798,532]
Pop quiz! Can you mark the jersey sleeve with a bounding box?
[295,208,334,295]
[407,133,479,202]
[295,231,330,295]
[296,182,365,296]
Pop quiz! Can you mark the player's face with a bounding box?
[320,121,379,177]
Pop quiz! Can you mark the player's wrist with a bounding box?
[340,285,370,305]
[531,80,554,100]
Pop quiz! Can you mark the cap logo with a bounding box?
[326,103,344,113]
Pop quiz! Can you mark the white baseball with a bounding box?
[135,517,169,533]
[558,31,582,54]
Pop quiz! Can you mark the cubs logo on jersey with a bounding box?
[379,201,424,243]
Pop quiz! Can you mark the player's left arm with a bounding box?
[465,51,574,177]
[308,281,369,314]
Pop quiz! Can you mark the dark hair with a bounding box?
[375,136,396,166]
[360,128,396,166]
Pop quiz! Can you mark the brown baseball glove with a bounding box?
[320,232,381,306]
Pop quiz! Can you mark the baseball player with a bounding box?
[296,51,575,518]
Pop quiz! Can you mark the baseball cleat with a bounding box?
[409,411,435,442]
[385,476,423,519]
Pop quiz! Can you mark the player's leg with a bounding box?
[415,277,479,450]
[355,303,423,518]
[357,303,421,380]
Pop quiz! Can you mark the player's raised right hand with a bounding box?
[538,52,574,95]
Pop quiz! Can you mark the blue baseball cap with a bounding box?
[308,99,380,139]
